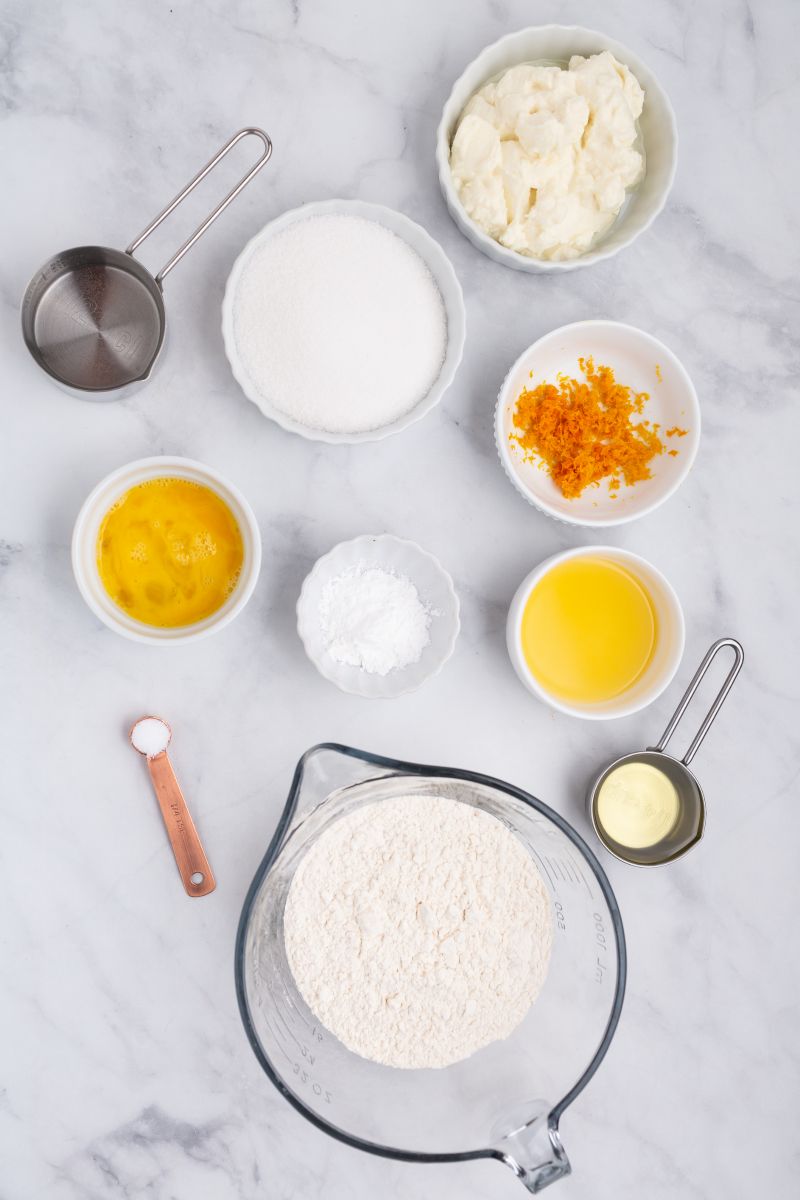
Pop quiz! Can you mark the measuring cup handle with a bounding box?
[125,127,272,287]
[652,638,744,766]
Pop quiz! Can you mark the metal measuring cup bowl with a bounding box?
[587,638,744,866]
[21,127,272,400]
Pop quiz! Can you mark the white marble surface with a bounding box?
[2,0,798,1196]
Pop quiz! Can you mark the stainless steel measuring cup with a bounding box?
[21,127,272,400]
[587,638,744,866]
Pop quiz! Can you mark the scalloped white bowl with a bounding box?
[222,200,465,444]
[296,535,460,698]
[436,25,678,272]
[495,320,700,527]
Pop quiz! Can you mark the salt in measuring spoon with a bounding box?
[587,638,744,866]
[130,717,216,896]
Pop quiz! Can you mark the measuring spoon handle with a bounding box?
[146,752,216,897]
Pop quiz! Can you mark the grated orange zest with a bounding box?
[511,357,681,500]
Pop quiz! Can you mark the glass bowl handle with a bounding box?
[495,1111,571,1193]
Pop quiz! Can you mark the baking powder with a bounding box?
[318,564,432,675]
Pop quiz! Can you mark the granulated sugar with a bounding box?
[232,214,447,434]
[283,795,553,1069]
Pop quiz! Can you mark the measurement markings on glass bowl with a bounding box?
[291,1030,334,1104]
[565,848,596,899]
[291,1060,333,1103]
[286,1018,333,1104]
[273,1004,305,1058]
[554,899,566,932]
[593,911,609,983]
[530,846,559,892]
[544,854,568,883]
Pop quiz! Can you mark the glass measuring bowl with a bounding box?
[235,745,626,1193]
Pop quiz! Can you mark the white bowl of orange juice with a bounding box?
[507,546,684,719]
[72,456,261,644]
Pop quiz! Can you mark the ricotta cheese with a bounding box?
[449,51,645,261]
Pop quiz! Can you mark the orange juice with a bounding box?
[521,556,656,703]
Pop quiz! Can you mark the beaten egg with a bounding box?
[97,477,244,628]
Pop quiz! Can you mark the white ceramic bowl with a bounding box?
[221,199,466,444]
[496,320,700,526]
[436,25,678,271]
[506,546,685,720]
[71,456,262,645]
[296,534,460,698]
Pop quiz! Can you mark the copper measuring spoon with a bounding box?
[129,716,216,897]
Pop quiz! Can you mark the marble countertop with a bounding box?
[2,1,798,1196]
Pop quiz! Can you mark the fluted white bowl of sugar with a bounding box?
[436,26,678,271]
[222,200,466,443]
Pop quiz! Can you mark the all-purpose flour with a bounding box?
[284,795,553,1069]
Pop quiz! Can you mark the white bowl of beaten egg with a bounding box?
[72,457,261,645]
[507,546,685,720]
[436,26,678,270]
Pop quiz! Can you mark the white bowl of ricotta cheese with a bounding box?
[436,26,678,271]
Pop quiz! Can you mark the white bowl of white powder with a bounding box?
[296,534,460,698]
[222,200,466,442]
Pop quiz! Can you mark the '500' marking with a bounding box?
[292,1061,332,1103]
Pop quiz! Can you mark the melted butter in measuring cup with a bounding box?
[596,761,680,849]
[589,639,744,866]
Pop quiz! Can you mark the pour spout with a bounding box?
[495,1112,570,1194]
[280,744,398,844]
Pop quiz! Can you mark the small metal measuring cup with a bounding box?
[21,127,272,400]
[588,638,744,866]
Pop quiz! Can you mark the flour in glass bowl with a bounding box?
[283,795,553,1069]
[232,214,447,434]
